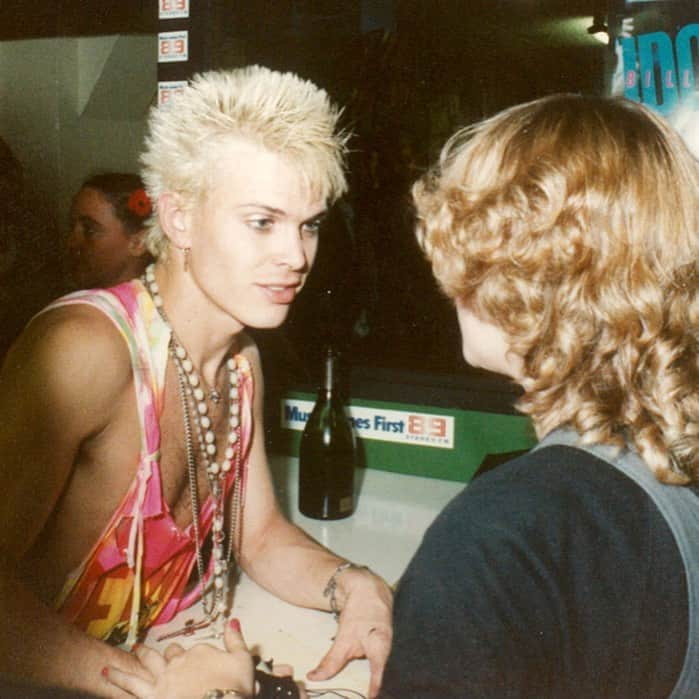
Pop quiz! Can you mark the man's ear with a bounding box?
[157,191,192,250]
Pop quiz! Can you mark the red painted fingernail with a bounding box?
[229,618,241,632]
[101,667,109,678]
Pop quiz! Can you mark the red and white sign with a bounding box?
[159,0,189,19]
[158,80,188,108]
[158,31,189,63]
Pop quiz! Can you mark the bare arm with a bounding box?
[235,337,393,697]
[235,335,362,605]
[0,307,149,696]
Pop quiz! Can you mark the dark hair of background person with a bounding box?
[81,172,150,234]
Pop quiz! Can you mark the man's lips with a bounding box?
[258,282,302,304]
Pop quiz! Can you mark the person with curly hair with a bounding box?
[66,173,154,289]
[379,94,699,698]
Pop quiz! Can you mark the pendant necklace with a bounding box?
[142,264,243,641]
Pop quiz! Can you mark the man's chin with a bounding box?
[245,311,292,330]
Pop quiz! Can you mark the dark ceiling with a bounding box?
[2,0,156,40]
[2,0,603,41]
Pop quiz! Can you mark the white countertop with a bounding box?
[146,456,464,695]
[271,455,465,585]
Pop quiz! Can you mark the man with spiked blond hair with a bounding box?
[0,65,392,698]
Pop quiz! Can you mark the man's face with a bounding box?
[67,187,135,289]
[184,139,327,333]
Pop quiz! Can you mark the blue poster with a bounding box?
[610,1,699,155]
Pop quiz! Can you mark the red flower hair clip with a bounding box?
[127,188,152,218]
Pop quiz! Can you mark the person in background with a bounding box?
[66,173,153,289]
[0,66,392,699]
[378,94,699,698]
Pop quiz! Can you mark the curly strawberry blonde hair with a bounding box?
[414,94,699,484]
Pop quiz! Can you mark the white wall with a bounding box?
[0,34,156,233]
[0,37,64,225]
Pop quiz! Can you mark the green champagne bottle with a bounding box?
[298,347,357,519]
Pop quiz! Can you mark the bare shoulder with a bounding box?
[1,303,133,431]
[0,303,136,556]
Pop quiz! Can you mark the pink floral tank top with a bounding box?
[47,280,253,647]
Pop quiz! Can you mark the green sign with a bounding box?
[278,392,536,482]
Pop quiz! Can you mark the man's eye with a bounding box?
[248,218,274,231]
[302,219,322,235]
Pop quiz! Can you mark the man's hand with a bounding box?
[105,620,255,699]
[307,568,393,698]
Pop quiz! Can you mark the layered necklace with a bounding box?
[142,263,243,639]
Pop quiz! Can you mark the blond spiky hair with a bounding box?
[141,65,349,257]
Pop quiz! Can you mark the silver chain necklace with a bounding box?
[142,264,243,639]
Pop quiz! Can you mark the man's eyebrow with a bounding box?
[236,203,285,215]
[236,204,329,221]
[304,209,328,222]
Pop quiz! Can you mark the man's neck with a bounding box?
[149,259,242,387]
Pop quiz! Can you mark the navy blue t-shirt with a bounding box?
[380,445,688,698]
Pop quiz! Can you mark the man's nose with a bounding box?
[276,228,309,270]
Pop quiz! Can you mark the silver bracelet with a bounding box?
[323,561,369,620]
[202,690,248,699]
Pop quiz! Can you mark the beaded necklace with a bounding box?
[142,263,242,638]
